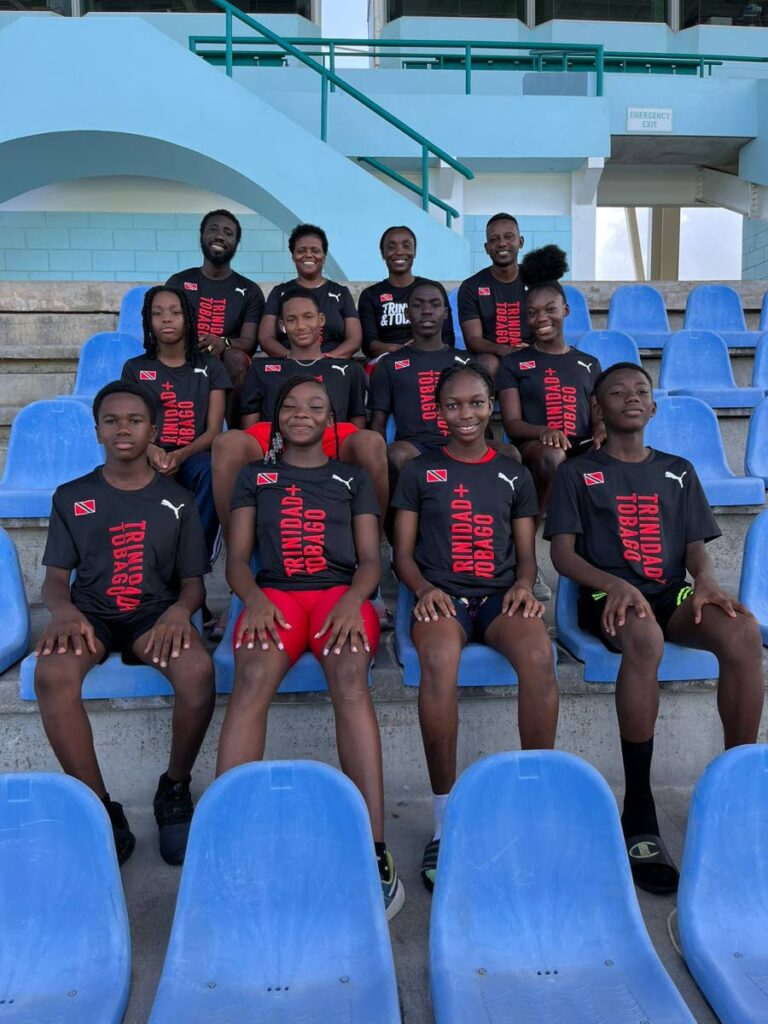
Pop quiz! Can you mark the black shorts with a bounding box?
[83,603,175,665]
[519,434,594,459]
[412,591,506,644]
[411,438,448,456]
[577,581,693,649]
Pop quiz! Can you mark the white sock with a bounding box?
[432,792,449,841]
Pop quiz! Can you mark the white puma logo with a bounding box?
[328,291,341,301]
[498,472,518,493]
[578,360,593,372]
[455,356,470,365]
[235,287,246,296]
[331,364,348,376]
[332,474,354,491]
[161,499,185,519]
[194,367,208,377]
[665,470,688,489]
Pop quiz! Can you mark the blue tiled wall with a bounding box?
[463,215,572,276]
[0,212,295,282]
[743,218,768,281]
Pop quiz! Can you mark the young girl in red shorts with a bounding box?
[215,374,404,920]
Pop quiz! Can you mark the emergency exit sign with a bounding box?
[627,107,673,132]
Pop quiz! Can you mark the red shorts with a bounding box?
[245,422,358,458]
[234,586,380,665]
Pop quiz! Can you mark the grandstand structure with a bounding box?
[1,2,768,1022]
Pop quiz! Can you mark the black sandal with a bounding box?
[421,838,440,893]
[625,833,679,895]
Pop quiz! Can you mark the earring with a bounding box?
[265,430,284,464]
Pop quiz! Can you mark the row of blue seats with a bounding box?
[1,502,766,692]
[2,747,765,1023]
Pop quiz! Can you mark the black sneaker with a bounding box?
[104,799,136,866]
[153,775,194,866]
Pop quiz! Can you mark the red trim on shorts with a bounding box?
[441,446,497,464]
[244,422,358,457]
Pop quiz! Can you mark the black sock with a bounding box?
[101,792,112,808]
[620,737,659,838]
[156,771,190,796]
[375,841,388,879]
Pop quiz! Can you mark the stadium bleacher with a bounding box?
[658,330,764,408]
[608,283,673,349]
[684,284,762,348]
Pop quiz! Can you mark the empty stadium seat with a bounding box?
[607,283,672,349]
[658,330,763,408]
[0,400,104,517]
[555,575,719,683]
[149,761,400,1023]
[563,283,592,342]
[645,395,765,505]
[395,585,557,687]
[739,510,768,644]
[430,751,695,1024]
[684,284,760,347]
[577,328,640,368]
[0,528,30,673]
[18,611,203,700]
[116,285,151,340]
[753,331,768,390]
[678,745,768,1024]
[67,332,143,402]
[0,773,131,1023]
[745,397,768,486]
[448,287,464,349]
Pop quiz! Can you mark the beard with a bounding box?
[202,240,233,267]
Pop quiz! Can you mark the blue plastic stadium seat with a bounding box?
[19,610,204,700]
[678,745,768,1024]
[563,283,591,342]
[761,292,768,332]
[607,283,672,349]
[395,584,557,687]
[684,284,760,348]
[555,575,719,683]
[0,529,30,673]
[0,773,130,1023]
[116,285,151,340]
[645,395,765,506]
[0,400,104,517]
[385,414,396,444]
[577,329,668,399]
[753,331,768,390]
[430,751,695,1024]
[739,510,768,644]
[745,397,768,487]
[658,330,764,408]
[67,332,143,402]
[447,287,464,350]
[150,761,400,1024]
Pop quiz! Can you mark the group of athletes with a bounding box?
[32,209,764,922]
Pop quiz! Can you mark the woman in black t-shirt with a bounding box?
[498,246,604,529]
[258,223,362,359]
[392,363,558,893]
[217,375,404,921]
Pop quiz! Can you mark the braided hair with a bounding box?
[434,361,495,405]
[265,374,340,464]
[519,244,569,303]
[140,285,198,362]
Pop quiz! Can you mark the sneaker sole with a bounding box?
[385,878,406,922]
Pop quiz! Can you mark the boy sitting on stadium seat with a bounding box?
[34,381,215,868]
[546,362,764,894]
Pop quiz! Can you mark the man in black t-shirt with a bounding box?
[358,225,455,357]
[167,209,264,425]
[457,213,532,380]
[546,363,764,896]
[34,381,215,870]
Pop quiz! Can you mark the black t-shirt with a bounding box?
[392,448,539,596]
[263,280,359,352]
[121,352,231,451]
[368,346,475,446]
[43,468,209,622]
[241,357,367,422]
[457,267,531,348]
[544,448,720,595]
[166,268,265,339]
[231,459,379,590]
[357,277,455,355]
[497,347,602,437]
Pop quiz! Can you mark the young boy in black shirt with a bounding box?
[546,363,764,894]
[167,209,264,426]
[358,225,455,358]
[457,213,532,380]
[34,381,215,867]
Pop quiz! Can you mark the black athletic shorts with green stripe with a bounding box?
[577,580,694,648]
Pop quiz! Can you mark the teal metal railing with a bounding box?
[199,0,475,225]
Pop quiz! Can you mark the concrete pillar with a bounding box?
[570,157,604,280]
[650,206,680,280]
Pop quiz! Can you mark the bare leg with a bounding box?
[476,352,501,384]
[216,646,290,776]
[412,617,466,795]
[340,429,389,535]
[222,348,250,429]
[521,441,567,530]
[212,429,263,543]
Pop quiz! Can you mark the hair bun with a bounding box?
[519,245,569,287]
